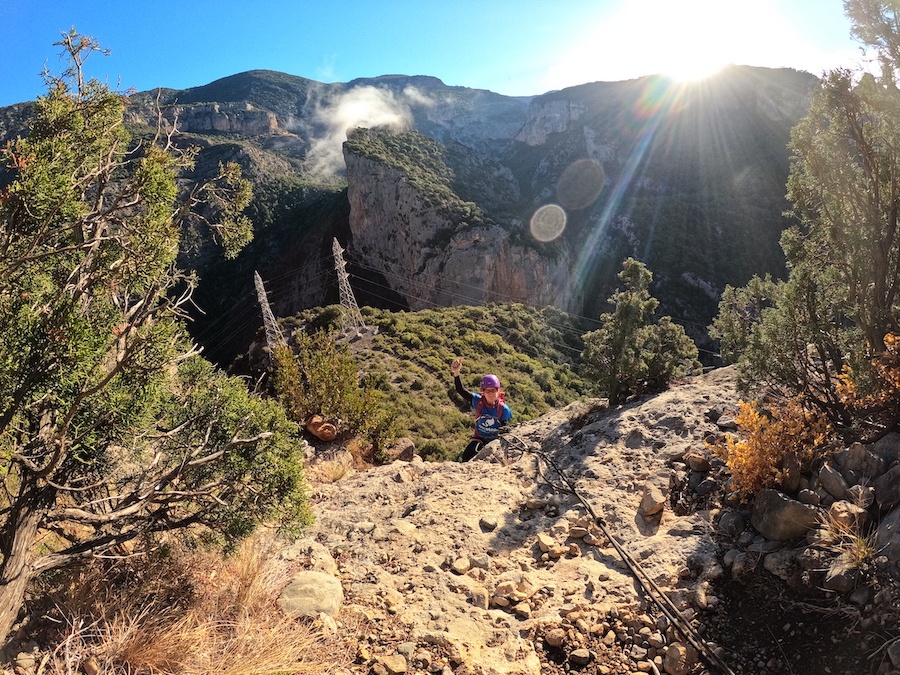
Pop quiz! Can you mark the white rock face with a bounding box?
[164,102,279,135]
[515,99,587,146]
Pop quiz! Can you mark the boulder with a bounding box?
[875,465,900,510]
[278,571,344,618]
[640,470,670,516]
[827,500,869,532]
[306,414,338,442]
[842,442,886,480]
[869,432,900,464]
[817,463,849,500]
[664,642,698,675]
[763,548,799,581]
[751,489,821,541]
[384,437,416,462]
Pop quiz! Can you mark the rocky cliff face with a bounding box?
[344,150,579,312]
[515,98,587,146]
[125,101,279,136]
[167,102,279,135]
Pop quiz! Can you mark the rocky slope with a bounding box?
[283,366,900,675]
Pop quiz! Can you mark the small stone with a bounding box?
[451,557,471,574]
[479,515,498,532]
[15,652,37,673]
[545,627,567,648]
[664,642,698,675]
[379,654,408,675]
[536,532,554,552]
[469,584,490,609]
[569,648,592,666]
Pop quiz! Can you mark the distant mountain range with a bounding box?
[0,65,821,365]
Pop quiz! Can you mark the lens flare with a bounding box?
[557,158,605,210]
[530,204,567,242]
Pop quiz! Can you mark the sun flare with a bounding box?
[660,44,730,82]
[547,0,768,87]
[640,0,739,82]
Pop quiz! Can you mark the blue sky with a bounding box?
[0,0,866,107]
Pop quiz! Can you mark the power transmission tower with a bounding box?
[332,238,366,336]
[254,270,285,361]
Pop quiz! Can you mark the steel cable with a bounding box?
[497,432,738,675]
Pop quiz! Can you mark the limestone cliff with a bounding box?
[343,150,579,312]
[125,101,279,136]
[515,98,586,146]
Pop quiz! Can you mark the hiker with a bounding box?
[451,358,512,461]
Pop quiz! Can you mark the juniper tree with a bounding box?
[581,258,700,405]
[0,31,310,643]
[711,0,900,437]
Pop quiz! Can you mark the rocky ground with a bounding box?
[285,366,900,675]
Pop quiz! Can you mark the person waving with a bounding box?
[451,358,512,461]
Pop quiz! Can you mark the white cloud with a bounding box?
[303,84,434,177]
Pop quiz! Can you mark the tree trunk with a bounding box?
[0,474,53,646]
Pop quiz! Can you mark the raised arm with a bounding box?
[451,358,472,402]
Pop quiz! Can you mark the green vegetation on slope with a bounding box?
[278,303,593,460]
[0,31,312,645]
[344,127,492,230]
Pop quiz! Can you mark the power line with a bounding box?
[189,242,721,362]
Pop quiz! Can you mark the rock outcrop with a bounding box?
[515,98,587,147]
[304,368,741,674]
[343,151,578,312]
[167,102,278,135]
[125,101,279,136]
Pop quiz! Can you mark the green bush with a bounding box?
[581,258,701,404]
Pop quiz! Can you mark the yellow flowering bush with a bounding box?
[711,397,831,500]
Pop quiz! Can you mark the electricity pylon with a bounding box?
[254,270,285,362]
[332,238,366,336]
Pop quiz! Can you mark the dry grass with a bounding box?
[816,495,880,573]
[30,533,356,674]
[42,611,341,675]
[307,457,354,484]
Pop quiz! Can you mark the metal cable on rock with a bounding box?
[498,433,738,675]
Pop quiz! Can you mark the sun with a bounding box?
[544,0,755,86]
[661,46,730,82]
[642,0,739,81]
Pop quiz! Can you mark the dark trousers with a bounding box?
[461,439,484,462]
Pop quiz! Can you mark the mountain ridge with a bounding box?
[0,65,820,367]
